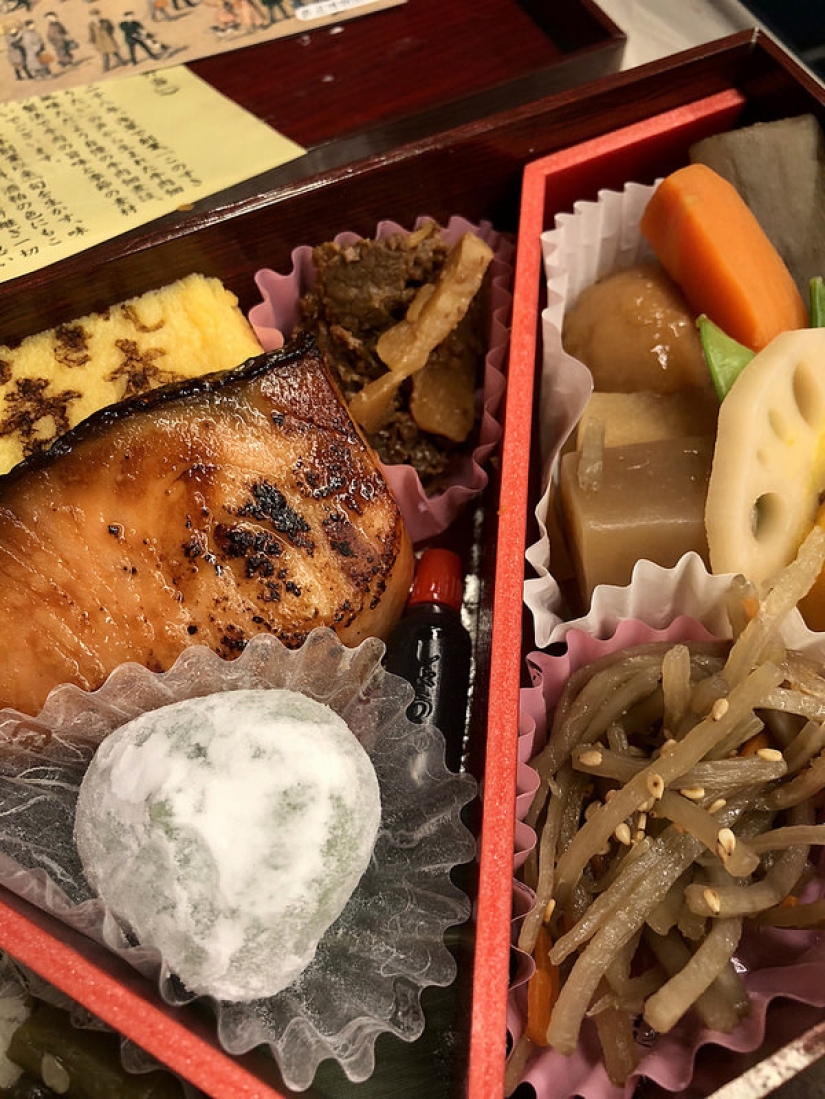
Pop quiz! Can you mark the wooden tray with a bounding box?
[188,0,626,152]
[2,26,825,1099]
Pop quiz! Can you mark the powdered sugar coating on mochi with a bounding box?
[73,688,381,1002]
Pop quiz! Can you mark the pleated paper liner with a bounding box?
[0,629,476,1091]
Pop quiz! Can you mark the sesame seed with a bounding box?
[756,747,784,762]
[614,822,632,846]
[708,798,727,814]
[711,698,729,721]
[716,827,736,859]
[578,748,604,768]
[679,786,705,801]
[646,773,665,800]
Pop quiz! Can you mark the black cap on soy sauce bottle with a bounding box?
[384,548,472,773]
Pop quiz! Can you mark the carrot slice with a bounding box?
[798,505,825,631]
[525,923,560,1046]
[640,163,808,351]
[739,730,770,757]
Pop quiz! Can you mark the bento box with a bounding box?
[1,26,824,1099]
[189,0,626,153]
[500,30,825,1099]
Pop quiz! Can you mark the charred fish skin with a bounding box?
[0,340,414,716]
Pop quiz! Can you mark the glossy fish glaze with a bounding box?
[0,341,414,716]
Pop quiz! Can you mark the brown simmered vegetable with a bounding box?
[0,341,413,716]
[408,349,476,443]
[507,527,825,1089]
[296,224,491,492]
[562,261,712,394]
[351,232,492,435]
[689,114,825,297]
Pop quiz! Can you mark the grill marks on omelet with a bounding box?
[0,374,81,458]
[0,274,262,474]
[0,330,178,458]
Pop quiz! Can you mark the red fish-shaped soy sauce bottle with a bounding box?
[384,548,472,772]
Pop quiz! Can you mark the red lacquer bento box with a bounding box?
[496,38,825,1099]
[2,27,825,1099]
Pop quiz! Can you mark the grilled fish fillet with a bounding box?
[0,341,414,716]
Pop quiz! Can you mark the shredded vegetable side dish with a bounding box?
[508,526,825,1090]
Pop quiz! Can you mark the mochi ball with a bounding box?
[74,688,381,1002]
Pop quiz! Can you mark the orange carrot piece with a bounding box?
[525,923,560,1046]
[639,163,808,352]
[798,506,825,631]
[739,730,770,757]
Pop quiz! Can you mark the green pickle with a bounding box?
[2,1004,184,1099]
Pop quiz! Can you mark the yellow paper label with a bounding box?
[0,66,305,283]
